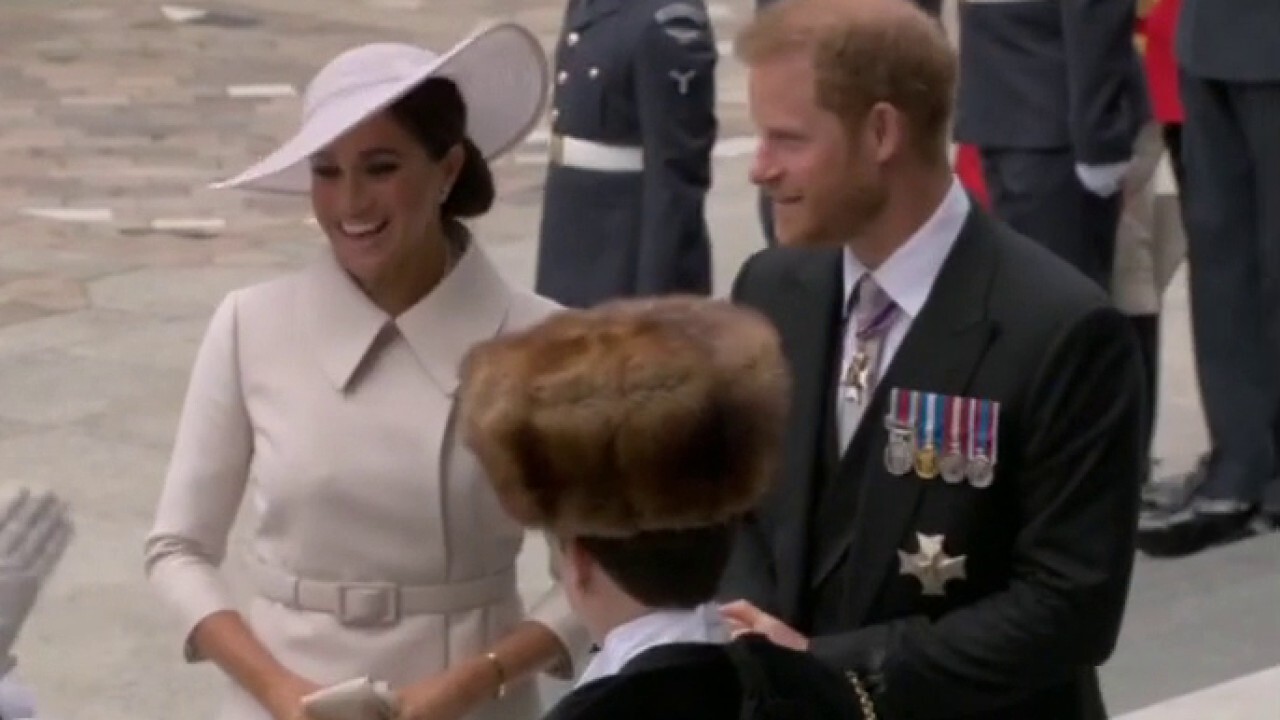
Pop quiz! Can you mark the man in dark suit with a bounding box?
[752,0,941,248]
[953,0,1149,289]
[1136,0,1280,556]
[719,1,1146,718]
[536,0,717,308]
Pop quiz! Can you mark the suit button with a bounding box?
[567,32,580,46]
[551,108,560,122]
[557,70,568,85]
[588,67,599,79]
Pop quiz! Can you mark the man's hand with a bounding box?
[720,600,810,652]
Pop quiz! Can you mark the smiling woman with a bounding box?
[145,21,592,720]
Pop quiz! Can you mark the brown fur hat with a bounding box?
[458,295,790,538]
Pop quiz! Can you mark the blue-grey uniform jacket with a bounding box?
[536,0,717,308]
[953,0,1149,165]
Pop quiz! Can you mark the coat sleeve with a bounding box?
[1062,0,1146,163]
[717,253,782,612]
[143,292,253,662]
[809,307,1146,718]
[633,3,718,295]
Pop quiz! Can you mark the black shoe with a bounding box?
[1136,504,1267,558]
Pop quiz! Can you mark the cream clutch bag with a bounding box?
[301,677,398,720]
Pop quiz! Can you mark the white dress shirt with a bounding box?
[838,179,971,418]
[576,603,730,688]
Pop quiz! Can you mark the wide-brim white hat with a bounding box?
[212,21,548,194]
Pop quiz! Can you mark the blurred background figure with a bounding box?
[536,0,718,307]
[1137,0,1280,557]
[953,0,1149,289]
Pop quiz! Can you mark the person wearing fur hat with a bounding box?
[458,297,871,720]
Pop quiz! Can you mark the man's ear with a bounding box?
[866,101,905,164]
[563,536,595,594]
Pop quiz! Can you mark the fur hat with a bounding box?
[458,296,790,538]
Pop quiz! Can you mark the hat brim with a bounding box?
[211,21,549,194]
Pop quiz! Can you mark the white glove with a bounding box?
[0,489,73,660]
[1075,161,1131,197]
[302,677,398,720]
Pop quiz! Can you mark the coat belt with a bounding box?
[247,555,517,627]
[550,134,644,173]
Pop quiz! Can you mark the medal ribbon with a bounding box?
[975,400,991,460]
[988,401,1000,464]
[918,392,936,449]
[966,397,979,460]
[946,396,964,453]
[929,394,945,450]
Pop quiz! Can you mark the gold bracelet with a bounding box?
[485,652,507,699]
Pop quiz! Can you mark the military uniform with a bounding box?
[954,0,1149,289]
[536,0,717,308]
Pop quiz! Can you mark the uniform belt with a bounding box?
[549,135,644,173]
[247,556,516,627]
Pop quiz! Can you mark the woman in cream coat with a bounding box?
[144,23,589,720]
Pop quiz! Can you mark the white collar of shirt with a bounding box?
[576,602,730,687]
[843,178,971,319]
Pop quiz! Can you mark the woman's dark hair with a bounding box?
[388,77,495,219]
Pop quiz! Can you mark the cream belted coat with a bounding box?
[144,236,590,720]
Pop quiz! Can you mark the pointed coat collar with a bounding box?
[300,235,512,394]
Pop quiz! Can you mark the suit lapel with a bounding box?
[771,250,844,621]
[811,209,1003,626]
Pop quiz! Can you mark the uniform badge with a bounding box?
[966,398,1000,489]
[883,388,916,476]
[939,395,969,484]
[898,532,967,597]
[913,392,942,480]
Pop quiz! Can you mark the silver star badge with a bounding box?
[898,533,966,597]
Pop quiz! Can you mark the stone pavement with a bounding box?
[0,1,1274,719]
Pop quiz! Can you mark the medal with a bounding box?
[914,392,940,480]
[898,532,967,597]
[939,396,968,484]
[966,399,1000,488]
[842,350,871,404]
[883,388,916,476]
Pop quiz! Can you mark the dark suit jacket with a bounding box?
[1177,0,1280,82]
[720,207,1145,719]
[543,635,868,719]
[954,0,1149,164]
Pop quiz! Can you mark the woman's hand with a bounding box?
[263,672,324,720]
[395,658,495,720]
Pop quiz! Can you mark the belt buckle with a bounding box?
[337,582,400,627]
[549,134,564,165]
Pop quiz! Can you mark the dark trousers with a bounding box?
[979,148,1123,290]
[1179,72,1280,502]
[1130,314,1160,457]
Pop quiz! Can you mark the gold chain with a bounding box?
[846,671,878,720]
